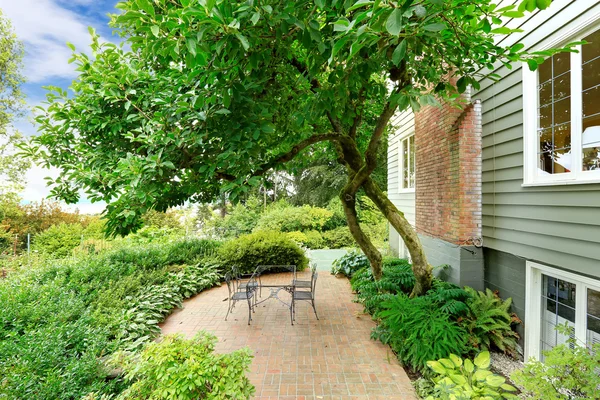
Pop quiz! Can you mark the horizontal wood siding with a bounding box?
[475,0,600,279]
[388,110,416,251]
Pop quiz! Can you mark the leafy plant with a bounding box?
[351,257,415,314]
[462,287,521,357]
[426,351,518,399]
[254,203,334,233]
[31,222,85,258]
[111,332,255,400]
[512,323,600,400]
[331,250,369,277]
[373,294,468,372]
[322,226,356,249]
[427,279,471,318]
[216,230,308,274]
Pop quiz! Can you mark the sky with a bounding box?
[1,0,122,214]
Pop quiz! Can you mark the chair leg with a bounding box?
[247,296,253,325]
[225,298,232,321]
[311,299,319,320]
[290,303,294,326]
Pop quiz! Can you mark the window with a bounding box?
[525,261,600,360]
[523,25,600,185]
[399,134,415,191]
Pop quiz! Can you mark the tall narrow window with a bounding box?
[399,134,415,190]
[540,275,576,359]
[582,29,600,171]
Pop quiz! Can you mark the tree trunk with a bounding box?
[339,189,383,280]
[362,178,433,297]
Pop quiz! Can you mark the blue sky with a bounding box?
[1,0,122,213]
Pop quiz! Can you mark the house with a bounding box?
[388,0,600,361]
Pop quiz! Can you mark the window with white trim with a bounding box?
[525,261,600,361]
[523,25,600,185]
[399,134,415,191]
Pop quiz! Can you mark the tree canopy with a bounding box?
[0,8,28,197]
[28,0,573,294]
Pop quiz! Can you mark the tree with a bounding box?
[29,0,573,296]
[0,8,28,197]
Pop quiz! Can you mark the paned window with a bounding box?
[399,134,415,191]
[526,262,600,360]
[523,26,600,184]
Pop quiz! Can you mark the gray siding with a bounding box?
[484,248,526,343]
[388,110,416,254]
[475,0,600,280]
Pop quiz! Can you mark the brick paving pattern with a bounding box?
[160,270,416,400]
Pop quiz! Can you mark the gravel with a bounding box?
[490,351,524,384]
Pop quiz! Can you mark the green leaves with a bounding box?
[235,33,249,51]
[386,8,403,36]
[391,39,407,66]
[150,25,159,37]
[136,0,155,17]
[423,22,446,32]
[473,351,491,369]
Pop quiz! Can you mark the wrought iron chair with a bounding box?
[232,265,260,301]
[293,262,317,291]
[224,272,257,324]
[292,271,319,321]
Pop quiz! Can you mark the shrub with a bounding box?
[331,250,369,277]
[425,351,518,400]
[372,294,468,372]
[512,324,600,400]
[209,200,261,238]
[112,332,255,399]
[304,230,325,249]
[216,230,308,274]
[462,287,521,357]
[254,203,333,232]
[322,226,355,248]
[31,222,84,258]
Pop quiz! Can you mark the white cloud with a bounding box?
[0,0,108,82]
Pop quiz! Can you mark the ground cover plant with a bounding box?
[109,333,255,400]
[343,253,521,377]
[0,238,229,399]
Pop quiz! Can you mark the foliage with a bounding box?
[0,8,28,196]
[112,332,254,400]
[351,257,415,314]
[216,230,308,274]
[30,222,85,258]
[254,202,334,233]
[0,238,220,399]
[141,209,184,231]
[322,226,356,248]
[208,197,262,238]
[425,351,518,400]
[427,279,471,318]
[462,287,521,357]
[512,323,600,400]
[372,293,468,372]
[331,249,369,277]
[117,264,220,350]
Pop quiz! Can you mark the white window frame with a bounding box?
[525,260,600,360]
[523,15,600,186]
[398,132,415,193]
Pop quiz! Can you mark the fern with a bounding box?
[426,279,471,317]
[373,294,468,372]
[462,287,521,357]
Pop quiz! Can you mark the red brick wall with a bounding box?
[414,95,482,245]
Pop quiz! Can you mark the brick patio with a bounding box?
[160,270,417,400]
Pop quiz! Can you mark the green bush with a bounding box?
[111,332,255,399]
[304,229,325,249]
[512,324,600,400]
[331,250,369,277]
[209,199,261,238]
[216,230,308,274]
[0,239,222,399]
[322,226,355,248]
[32,222,84,258]
[254,202,333,232]
[372,293,468,372]
[425,352,518,400]
[462,287,521,357]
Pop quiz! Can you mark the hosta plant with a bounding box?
[426,351,518,400]
[331,250,370,278]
